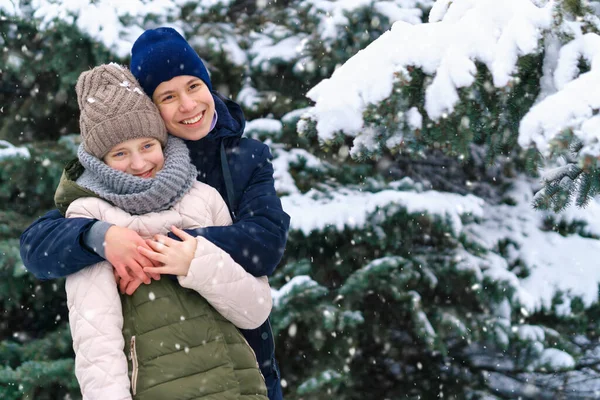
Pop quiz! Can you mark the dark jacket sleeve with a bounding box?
[19,209,104,280]
[195,146,290,277]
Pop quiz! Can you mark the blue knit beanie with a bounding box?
[130,27,212,97]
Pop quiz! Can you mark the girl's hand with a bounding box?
[139,226,197,277]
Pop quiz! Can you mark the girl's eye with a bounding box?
[113,152,125,158]
[143,143,154,150]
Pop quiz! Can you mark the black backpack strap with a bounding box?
[220,140,237,221]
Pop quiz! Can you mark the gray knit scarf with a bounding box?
[77,136,197,215]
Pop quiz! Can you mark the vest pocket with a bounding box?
[129,335,139,395]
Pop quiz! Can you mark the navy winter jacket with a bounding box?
[19,92,290,399]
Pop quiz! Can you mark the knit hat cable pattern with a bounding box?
[76,63,167,159]
[76,136,197,215]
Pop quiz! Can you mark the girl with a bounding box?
[61,63,270,400]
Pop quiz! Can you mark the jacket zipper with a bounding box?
[129,336,139,395]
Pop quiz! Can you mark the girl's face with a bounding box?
[152,75,215,141]
[103,137,164,178]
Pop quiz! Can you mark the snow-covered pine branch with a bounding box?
[301,0,600,208]
[303,0,553,140]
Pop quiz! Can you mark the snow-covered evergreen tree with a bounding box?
[0,137,79,399]
[291,0,600,397]
[3,0,600,398]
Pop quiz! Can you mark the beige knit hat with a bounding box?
[76,63,167,159]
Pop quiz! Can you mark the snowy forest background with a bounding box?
[3,0,600,398]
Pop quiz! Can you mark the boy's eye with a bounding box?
[189,83,201,90]
[161,94,174,102]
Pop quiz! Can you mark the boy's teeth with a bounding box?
[182,112,203,125]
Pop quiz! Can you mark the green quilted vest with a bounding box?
[122,278,268,400]
[55,159,102,215]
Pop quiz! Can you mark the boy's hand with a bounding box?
[139,226,197,277]
[105,225,156,284]
[113,269,159,296]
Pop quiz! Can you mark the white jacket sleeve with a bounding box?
[66,263,131,400]
[66,201,131,400]
[177,185,273,330]
[178,237,272,329]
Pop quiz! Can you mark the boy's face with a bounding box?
[152,75,215,141]
[103,137,164,178]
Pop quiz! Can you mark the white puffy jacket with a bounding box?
[65,181,272,400]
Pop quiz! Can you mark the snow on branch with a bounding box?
[0,0,21,16]
[2,0,222,57]
[0,140,30,161]
[519,33,600,158]
[304,0,433,42]
[282,187,484,236]
[305,0,552,142]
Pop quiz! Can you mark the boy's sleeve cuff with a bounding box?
[83,221,113,259]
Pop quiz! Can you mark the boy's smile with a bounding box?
[153,75,215,141]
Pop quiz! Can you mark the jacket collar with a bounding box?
[206,91,245,141]
[54,159,101,215]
